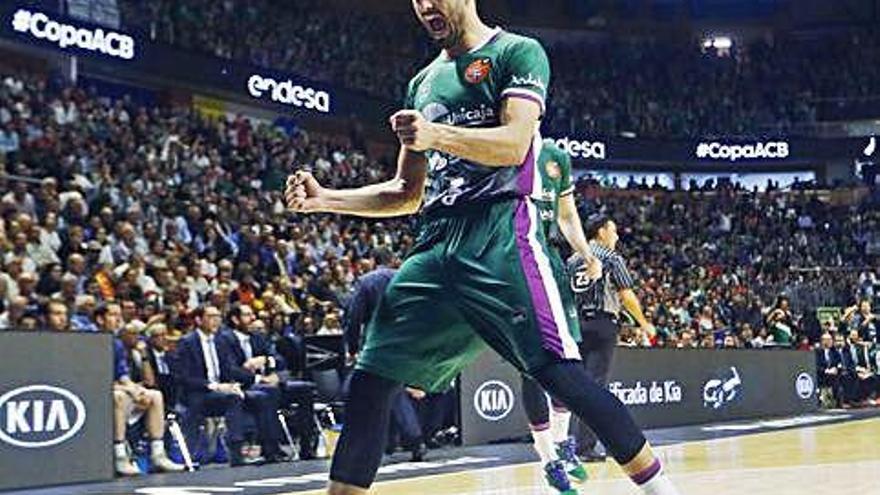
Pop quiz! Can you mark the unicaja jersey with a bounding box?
[404,28,550,214]
[532,139,574,239]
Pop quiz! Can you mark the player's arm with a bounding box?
[557,193,601,279]
[611,256,655,340]
[392,37,550,167]
[391,97,539,167]
[286,148,427,218]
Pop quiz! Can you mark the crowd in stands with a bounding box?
[118,0,880,138]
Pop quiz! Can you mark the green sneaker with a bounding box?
[556,437,588,483]
[544,459,578,494]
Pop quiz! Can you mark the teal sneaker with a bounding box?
[544,459,578,494]
[556,437,588,483]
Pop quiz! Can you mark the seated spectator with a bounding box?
[847,329,876,406]
[0,295,27,330]
[219,302,286,463]
[44,298,70,332]
[175,305,261,467]
[143,323,178,410]
[97,302,183,476]
[816,332,844,408]
[848,300,878,344]
[70,294,99,332]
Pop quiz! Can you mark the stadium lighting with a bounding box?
[702,35,733,56]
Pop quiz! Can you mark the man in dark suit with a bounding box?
[815,332,844,407]
[219,302,286,463]
[144,323,177,410]
[837,332,860,407]
[848,329,876,405]
[175,305,261,466]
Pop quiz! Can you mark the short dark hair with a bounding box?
[94,301,120,319]
[585,214,612,240]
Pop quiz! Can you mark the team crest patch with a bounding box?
[545,161,561,179]
[464,58,492,84]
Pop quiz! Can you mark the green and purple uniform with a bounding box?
[357,29,581,393]
[533,139,581,343]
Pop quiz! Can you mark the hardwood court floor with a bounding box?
[295,417,880,495]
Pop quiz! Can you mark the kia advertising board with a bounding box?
[0,332,113,490]
[459,348,817,445]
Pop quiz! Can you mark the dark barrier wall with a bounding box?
[460,348,818,446]
[0,332,113,491]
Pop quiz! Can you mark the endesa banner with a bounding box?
[549,135,869,166]
[459,348,817,445]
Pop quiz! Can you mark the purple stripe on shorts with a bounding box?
[631,458,662,485]
[516,140,535,196]
[529,422,551,432]
[513,199,564,357]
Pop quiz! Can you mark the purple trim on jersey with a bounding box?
[513,199,565,357]
[501,89,546,114]
[631,458,662,485]
[529,422,551,432]
[516,141,536,196]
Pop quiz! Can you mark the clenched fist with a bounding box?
[390,110,438,152]
[285,171,324,213]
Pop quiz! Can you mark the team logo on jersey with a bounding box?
[464,58,492,84]
[545,160,561,180]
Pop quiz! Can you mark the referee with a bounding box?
[567,214,655,462]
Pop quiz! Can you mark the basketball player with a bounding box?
[286,1,680,494]
[519,138,595,492]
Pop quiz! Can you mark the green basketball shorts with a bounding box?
[356,197,582,393]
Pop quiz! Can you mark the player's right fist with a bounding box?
[285,171,324,213]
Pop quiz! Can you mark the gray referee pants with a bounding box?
[572,315,619,454]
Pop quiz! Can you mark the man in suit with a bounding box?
[815,332,844,407]
[848,329,876,406]
[144,323,177,410]
[836,332,859,407]
[175,305,262,466]
[219,302,287,463]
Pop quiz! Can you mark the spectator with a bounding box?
[175,305,260,467]
[143,323,177,409]
[219,302,287,463]
[98,302,183,476]
[44,298,70,332]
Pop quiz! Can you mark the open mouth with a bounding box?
[424,14,448,36]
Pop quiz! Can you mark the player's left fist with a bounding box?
[390,110,437,152]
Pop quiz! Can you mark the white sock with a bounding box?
[640,469,680,495]
[531,426,558,465]
[150,439,166,458]
[114,441,128,459]
[549,407,571,444]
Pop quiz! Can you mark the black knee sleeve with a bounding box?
[521,375,550,427]
[329,370,401,488]
[534,361,646,464]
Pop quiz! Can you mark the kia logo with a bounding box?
[0,385,86,448]
[473,380,514,421]
[795,372,815,400]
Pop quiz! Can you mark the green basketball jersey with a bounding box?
[533,139,574,239]
[404,28,551,214]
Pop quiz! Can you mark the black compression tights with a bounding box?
[330,363,647,488]
[521,375,567,428]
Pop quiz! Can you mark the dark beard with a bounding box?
[435,24,463,50]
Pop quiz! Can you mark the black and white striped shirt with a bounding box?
[567,241,635,317]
